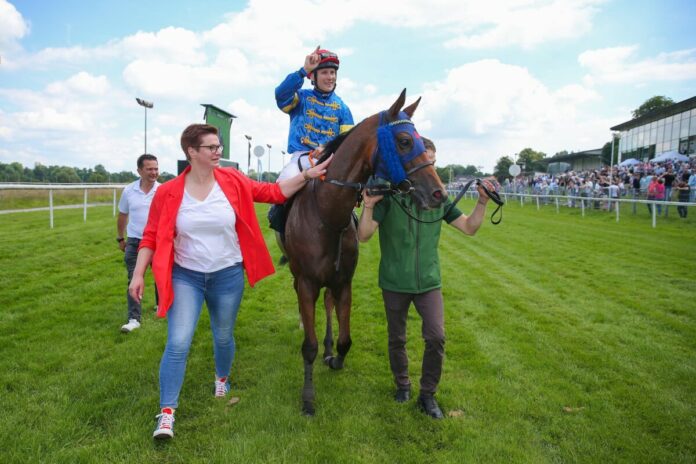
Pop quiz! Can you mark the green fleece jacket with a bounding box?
[372,195,462,293]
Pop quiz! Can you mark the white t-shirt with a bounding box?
[118,179,160,239]
[174,182,242,273]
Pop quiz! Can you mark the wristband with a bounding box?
[302,170,311,181]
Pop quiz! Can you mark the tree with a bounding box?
[517,147,547,173]
[493,156,514,181]
[632,96,674,119]
[601,138,620,165]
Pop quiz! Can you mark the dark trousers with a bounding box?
[125,237,158,321]
[678,203,688,218]
[382,288,445,395]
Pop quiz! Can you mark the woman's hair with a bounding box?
[180,124,219,160]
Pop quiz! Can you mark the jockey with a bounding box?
[275,46,354,181]
[270,47,354,264]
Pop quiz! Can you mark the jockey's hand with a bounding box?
[361,188,383,207]
[476,177,499,204]
[306,154,333,179]
[303,45,321,75]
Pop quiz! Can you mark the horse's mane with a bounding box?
[317,121,363,163]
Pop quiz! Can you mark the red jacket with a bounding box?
[139,166,287,317]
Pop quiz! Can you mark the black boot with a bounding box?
[417,393,444,419]
[394,388,411,403]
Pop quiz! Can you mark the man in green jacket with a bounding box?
[358,138,495,419]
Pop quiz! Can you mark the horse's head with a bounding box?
[371,89,446,210]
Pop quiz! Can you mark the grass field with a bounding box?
[0,200,694,463]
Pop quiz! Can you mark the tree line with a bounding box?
[0,162,176,184]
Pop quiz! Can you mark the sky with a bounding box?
[1,0,695,176]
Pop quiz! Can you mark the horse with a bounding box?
[283,89,446,415]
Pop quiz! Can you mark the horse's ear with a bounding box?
[402,97,421,118]
[387,89,407,119]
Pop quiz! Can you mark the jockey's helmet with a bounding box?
[309,49,339,80]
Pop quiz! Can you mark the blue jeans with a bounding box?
[159,263,244,408]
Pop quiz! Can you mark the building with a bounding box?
[610,96,696,162]
[541,148,603,173]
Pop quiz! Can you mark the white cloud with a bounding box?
[411,59,608,170]
[0,0,28,53]
[442,0,603,49]
[579,46,696,84]
[118,27,206,65]
[46,72,110,96]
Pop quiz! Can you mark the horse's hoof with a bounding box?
[323,356,332,365]
[327,356,344,370]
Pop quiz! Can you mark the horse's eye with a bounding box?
[398,138,412,148]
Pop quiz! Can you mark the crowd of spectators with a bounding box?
[499,158,696,217]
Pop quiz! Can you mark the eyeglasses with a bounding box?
[198,144,223,153]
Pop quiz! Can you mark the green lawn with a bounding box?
[0,201,694,463]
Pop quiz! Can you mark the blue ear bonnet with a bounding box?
[373,111,426,185]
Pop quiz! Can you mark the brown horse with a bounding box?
[284,89,446,415]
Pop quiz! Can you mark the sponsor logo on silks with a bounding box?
[303,123,321,134]
[301,136,319,147]
[307,96,340,110]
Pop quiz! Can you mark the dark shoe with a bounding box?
[417,394,444,419]
[278,255,289,266]
[394,388,411,403]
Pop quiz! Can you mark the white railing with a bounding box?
[0,183,127,228]
[447,189,695,228]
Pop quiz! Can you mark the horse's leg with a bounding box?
[326,283,352,370]
[322,289,334,364]
[297,278,320,415]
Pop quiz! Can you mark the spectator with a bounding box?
[117,154,160,333]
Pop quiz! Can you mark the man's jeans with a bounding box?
[124,237,158,322]
[160,263,245,409]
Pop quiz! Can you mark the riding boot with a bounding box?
[275,231,288,266]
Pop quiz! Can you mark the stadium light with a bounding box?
[135,98,154,154]
[244,135,252,174]
[266,144,272,181]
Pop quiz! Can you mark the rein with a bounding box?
[389,178,504,225]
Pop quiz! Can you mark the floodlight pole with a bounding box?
[266,144,272,181]
[136,98,154,154]
[244,135,252,174]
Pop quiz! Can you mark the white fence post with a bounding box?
[83,189,88,222]
[49,189,54,229]
[113,188,117,217]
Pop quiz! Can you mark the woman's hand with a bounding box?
[305,154,333,180]
[129,274,145,304]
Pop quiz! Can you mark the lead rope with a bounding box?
[392,178,504,225]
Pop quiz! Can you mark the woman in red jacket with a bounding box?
[129,124,330,439]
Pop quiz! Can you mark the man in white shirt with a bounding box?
[117,154,160,333]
